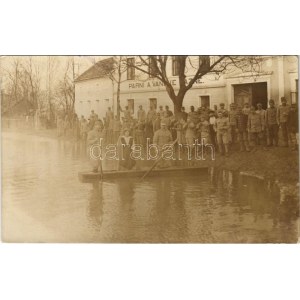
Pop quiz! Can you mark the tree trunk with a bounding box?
[172,95,184,119]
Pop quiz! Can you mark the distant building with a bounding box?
[74,56,298,119]
[74,57,115,119]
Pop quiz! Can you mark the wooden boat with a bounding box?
[78,166,209,182]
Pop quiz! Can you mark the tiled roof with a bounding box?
[75,57,115,82]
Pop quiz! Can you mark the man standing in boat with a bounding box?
[87,121,104,173]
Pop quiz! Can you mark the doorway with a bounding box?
[234,82,268,109]
[149,98,157,109]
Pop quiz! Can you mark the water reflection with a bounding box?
[87,181,104,230]
[2,131,299,243]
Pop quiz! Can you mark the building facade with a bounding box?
[74,56,298,119]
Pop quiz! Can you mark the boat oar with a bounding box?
[140,138,178,181]
[98,137,104,180]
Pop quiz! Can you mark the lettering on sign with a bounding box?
[128,78,203,89]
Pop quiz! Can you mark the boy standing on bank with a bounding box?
[214,111,229,157]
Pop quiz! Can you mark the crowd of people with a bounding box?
[64,98,298,171]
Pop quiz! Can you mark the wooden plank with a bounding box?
[78,166,209,182]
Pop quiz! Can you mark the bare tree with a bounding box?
[100,56,127,119]
[54,57,75,120]
[128,55,263,115]
[4,57,42,116]
[22,56,41,112]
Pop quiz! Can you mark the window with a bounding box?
[291,79,298,104]
[127,99,134,114]
[199,56,210,72]
[172,56,179,76]
[199,95,210,108]
[148,56,157,78]
[149,98,157,109]
[127,58,135,80]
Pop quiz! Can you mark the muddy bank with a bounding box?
[206,147,298,183]
[198,147,299,203]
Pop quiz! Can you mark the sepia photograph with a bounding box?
[1,1,300,300]
[1,55,299,243]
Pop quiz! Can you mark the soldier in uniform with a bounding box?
[122,106,130,120]
[175,118,186,145]
[158,105,164,116]
[145,106,156,143]
[180,106,188,122]
[209,110,217,149]
[248,106,265,149]
[135,121,146,148]
[265,99,278,147]
[214,111,229,156]
[153,112,161,133]
[147,106,156,123]
[161,109,172,128]
[277,97,290,147]
[197,114,211,144]
[188,106,199,124]
[165,105,173,117]
[89,110,96,121]
[153,122,173,168]
[122,117,131,133]
[106,107,114,124]
[79,115,89,142]
[235,106,250,152]
[242,102,251,116]
[256,103,266,145]
[287,103,298,150]
[137,105,146,123]
[218,103,228,116]
[228,103,237,145]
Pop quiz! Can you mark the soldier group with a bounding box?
[78,97,298,171]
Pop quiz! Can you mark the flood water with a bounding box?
[1,131,299,243]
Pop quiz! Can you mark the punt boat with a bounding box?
[78,166,208,182]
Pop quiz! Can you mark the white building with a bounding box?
[74,56,298,119]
